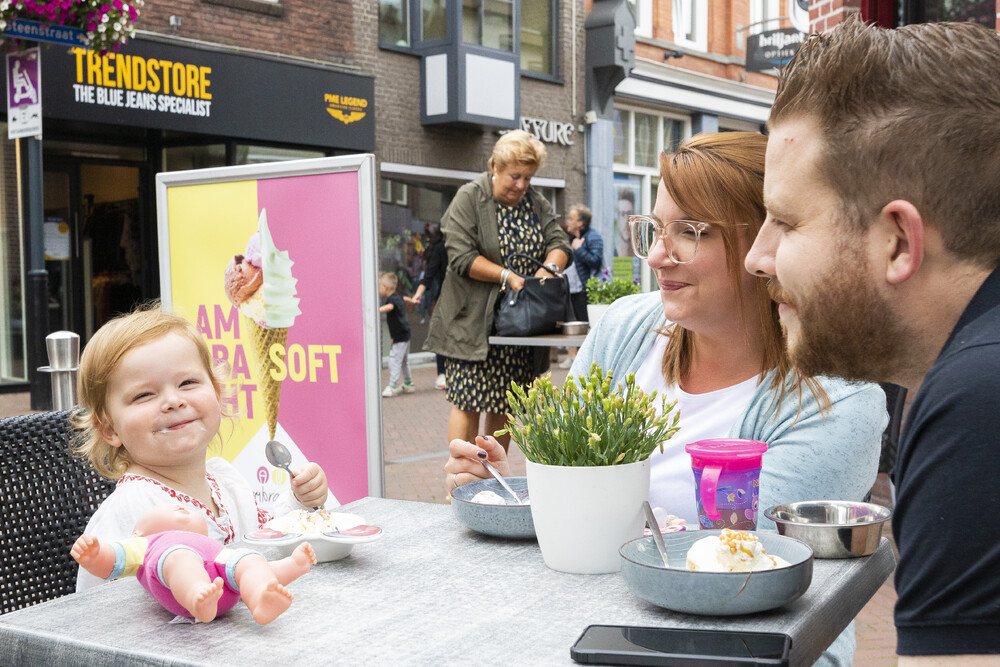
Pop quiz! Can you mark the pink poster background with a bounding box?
[256,172,368,503]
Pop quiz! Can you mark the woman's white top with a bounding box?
[76,457,304,592]
[633,335,758,523]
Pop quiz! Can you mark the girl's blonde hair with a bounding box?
[657,132,828,415]
[71,302,227,479]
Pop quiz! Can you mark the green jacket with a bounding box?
[424,172,573,369]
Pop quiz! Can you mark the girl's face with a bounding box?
[98,332,221,475]
[492,162,538,207]
[647,181,756,335]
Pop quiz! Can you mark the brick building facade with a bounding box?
[0,0,378,396]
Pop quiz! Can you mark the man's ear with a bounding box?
[879,200,924,284]
[95,417,123,449]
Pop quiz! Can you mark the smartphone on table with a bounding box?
[570,624,791,667]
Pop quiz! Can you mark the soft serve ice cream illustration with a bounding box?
[224,209,301,439]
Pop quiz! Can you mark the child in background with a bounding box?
[72,304,330,592]
[379,272,414,397]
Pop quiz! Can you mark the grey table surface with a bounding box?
[0,497,895,666]
[488,333,588,347]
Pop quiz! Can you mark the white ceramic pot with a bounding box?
[586,303,610,327]
[526,458,650,574]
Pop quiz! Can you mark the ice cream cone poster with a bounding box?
[156,156,383,510]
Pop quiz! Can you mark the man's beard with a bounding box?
[774,247,910,383]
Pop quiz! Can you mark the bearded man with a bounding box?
[746,18,1000,664]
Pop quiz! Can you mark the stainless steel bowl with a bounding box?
[559,321,589,335]
[763,500,892,558]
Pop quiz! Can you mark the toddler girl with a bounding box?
[73,305,329,591]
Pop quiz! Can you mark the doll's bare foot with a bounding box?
[292,542,317,569]
[188,577,224,623]
[270,543,316,585]
[247,579,293,625]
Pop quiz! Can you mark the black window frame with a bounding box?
[378,0,561,81]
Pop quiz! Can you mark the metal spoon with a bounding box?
[479,458,524,505]
[643,501,670,567]
[266,440,321,510]
[265,440,296,478]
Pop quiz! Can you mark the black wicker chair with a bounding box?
[878,383,908,476]
[0,410,115,614]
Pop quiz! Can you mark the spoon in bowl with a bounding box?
[266,440,321,510]
[642,501,670,567]
[479,458,524,505]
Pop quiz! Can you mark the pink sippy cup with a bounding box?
[685,439,768,530]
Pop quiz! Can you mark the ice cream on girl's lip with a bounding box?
[156,420,208,434]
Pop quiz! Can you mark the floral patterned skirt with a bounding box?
[444,345,535,414]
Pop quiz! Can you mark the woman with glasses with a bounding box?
[445,133,885,664]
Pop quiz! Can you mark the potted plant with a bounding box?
[496,363,680,574]
[585,272,641,326]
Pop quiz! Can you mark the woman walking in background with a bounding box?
[424,130,572,450]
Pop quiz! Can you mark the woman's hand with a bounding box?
[444,435,510,494]
[571,236,585,250]
[508,273,526,292]
[291,462,329,508]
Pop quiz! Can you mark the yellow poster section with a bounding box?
[167,180,262,463]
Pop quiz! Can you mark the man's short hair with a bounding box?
[569,204,592,231]
[771,18,1000,267]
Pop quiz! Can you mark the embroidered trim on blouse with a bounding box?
[117,473,236,543]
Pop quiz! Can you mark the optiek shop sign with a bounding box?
[746,28,805,73]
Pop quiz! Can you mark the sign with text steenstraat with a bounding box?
[32,39,374,150]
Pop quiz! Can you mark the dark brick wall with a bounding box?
[139,0,364,69]
[373,1,587,213]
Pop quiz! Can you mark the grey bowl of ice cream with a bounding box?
[451,477,534,539]
[619,529,813,615]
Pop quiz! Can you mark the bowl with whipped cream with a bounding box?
[450,477,534,539]
[619,528,813,615]
[243,509,383,563]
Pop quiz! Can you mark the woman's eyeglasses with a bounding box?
[628,216,712,263]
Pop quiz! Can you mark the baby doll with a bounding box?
[71,504,317,624]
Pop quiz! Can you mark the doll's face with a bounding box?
[133,504,208,537]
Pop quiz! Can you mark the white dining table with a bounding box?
[0,497,895,666]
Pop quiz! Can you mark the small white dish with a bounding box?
[243,511,383,562]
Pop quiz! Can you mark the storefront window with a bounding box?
[613,109,630,165]
[614,107,691,289]
[664,118,683,153]
[379,0,410,46]
[0,129,26,383]
[521,0,554,74]
[633,112,657,168]
[463,0,514,51]
[914,0,995,24]
[163,145,226,172]
[379,177,458,355]
[235,145,325,164]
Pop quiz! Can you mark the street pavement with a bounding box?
[1,359,899,665]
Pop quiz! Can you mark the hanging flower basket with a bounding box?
[0,0,144,53]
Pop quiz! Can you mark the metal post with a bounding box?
[38,331,80,411]
[23,136,50,409]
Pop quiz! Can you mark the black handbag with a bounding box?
[494,253,574,337]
